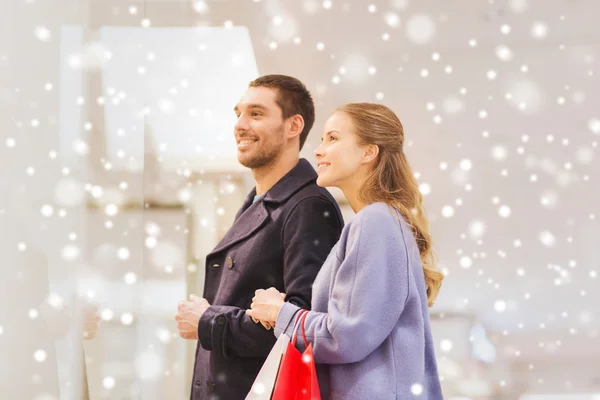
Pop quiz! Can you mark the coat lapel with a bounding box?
[209,199,269,256]
[207,159,317,256]
[234,188,256,221]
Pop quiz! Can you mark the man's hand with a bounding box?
[175,294,210,340]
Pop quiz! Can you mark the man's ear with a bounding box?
[287,114,305,140]
[362,144,379,164]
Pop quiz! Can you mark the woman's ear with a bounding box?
[362,144,379,164]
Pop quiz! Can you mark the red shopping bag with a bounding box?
[272,309,321,400]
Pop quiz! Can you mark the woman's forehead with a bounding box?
[324,111,353,131]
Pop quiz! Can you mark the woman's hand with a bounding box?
[246,288,286,330]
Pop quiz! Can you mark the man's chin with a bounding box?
[238,154,264,169]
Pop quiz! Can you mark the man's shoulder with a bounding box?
[287,181,339,210]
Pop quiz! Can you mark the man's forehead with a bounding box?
[239,87,277,104]
[235,88,280,111]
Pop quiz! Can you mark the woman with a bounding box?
[246,103,445,399]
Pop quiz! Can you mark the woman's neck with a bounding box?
[340,183,368,214]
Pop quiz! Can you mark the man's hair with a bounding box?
[249,75,315,151]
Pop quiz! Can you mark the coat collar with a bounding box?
[209,158,317,256]
[237,158,317,212]
[263,158,317,204]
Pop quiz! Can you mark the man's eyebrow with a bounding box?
[234,104,268,113]
[247,104,268,110]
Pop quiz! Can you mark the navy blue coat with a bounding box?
[190,159,344,400]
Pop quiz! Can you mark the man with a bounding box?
[175,75,344,399]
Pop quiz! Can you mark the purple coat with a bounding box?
[190,159,344,400]
[274,203,444,399]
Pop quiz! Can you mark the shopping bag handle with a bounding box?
[301,311,309,348]
[283,307,303,333]
[292,309,309,348]
[291,309,308,345]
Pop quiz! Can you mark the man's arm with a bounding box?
[281,197,343,309]
[197,196,343,359]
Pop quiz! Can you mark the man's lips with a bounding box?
[237,138,258,148]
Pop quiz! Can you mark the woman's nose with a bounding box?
[314,142,324,158]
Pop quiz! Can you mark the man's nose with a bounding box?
[234,115,249,132]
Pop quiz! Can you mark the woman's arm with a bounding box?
[274,207,412,365]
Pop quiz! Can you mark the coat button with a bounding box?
[216,316,226,326]
[206,380,215,392]
[224,256,234,269]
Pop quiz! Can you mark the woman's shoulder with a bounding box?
[358,202,400,224]
[359,201,394,216]
[342,202,402,237]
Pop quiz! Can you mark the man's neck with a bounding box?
[253,154,300,196]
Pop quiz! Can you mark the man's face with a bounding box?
[233,86,286,169]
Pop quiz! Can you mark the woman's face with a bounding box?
[314,111,368,188]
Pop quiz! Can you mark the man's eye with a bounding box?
[330,136,338,141]
[252,112,262,117]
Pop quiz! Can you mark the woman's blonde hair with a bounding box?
[336,103,444,306]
